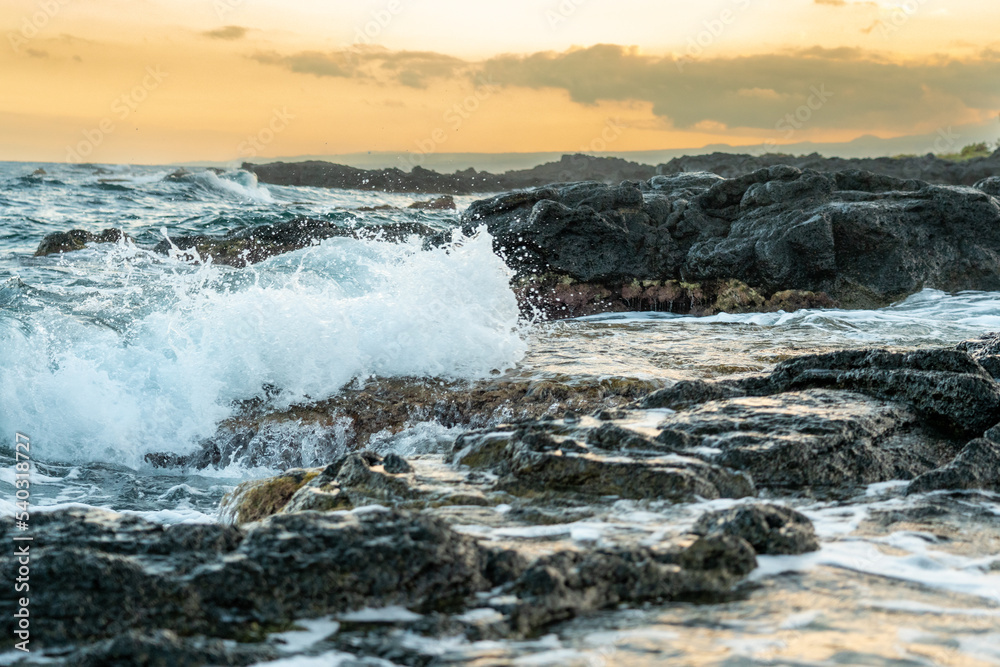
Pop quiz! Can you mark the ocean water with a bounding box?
[2,162,999,665]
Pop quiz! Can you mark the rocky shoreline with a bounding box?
[15,162,1000,663]
[36,165,1000,319]
[5,335,1000,662]
[240,150,1000,195]
[242,154,657,195]
[659,150,1000,186]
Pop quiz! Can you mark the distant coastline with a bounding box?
[243,148,1000,195]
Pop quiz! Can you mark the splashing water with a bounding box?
[0,231,524,467]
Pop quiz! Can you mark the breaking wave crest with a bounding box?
[0,232,524,467]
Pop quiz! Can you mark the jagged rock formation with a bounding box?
[463,167,1000,314]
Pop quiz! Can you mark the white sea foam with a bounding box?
[573,288,1000,343]
[268,617,340,654]
[185,169,275,203]
[751,493,1000,604]
[339,606,423,623]
[0,232,525,467]
[253,651,385,667]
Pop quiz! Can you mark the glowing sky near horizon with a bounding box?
[1,0,999,163]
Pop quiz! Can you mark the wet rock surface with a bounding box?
[154,376,663,471]
[0,507,494,645]
[451,421,755,502]
[634,346,1000,493]
[12,337,1000,663]
[34,228,131,256]
[657,389,952,492]
[692,503,819,555]
[441,385,957,499]
[0,502,770,659]
[68,630,279,667]
[153,218,436,268]
[907,437,1000,494]
[504,533,757,633]
[164,342,1000,502]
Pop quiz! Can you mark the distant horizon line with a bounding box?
[2,122,997,171]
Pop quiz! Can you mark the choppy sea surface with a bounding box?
[1,162,999,665]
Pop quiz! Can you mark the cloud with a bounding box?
[26,48,48,59]
[252,48,465,87]
[376,50,464,88]
[202,26,248,40]
[478,44,1000,132]
[250,43,1000,135]
[815,0,877,6]
[253,50,354,77]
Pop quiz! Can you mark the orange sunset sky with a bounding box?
[2,0,1000,164]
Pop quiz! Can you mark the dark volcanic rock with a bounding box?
[244,160,501,194]
[246,151,1000,196]
[641,379,748,411]
[693,503,820,555]
[0,503,763,654]
[646,347,1000,438]
[506,534,756,632]
[69,630,278,667]
[975,176,1000,196]
[956,332,1000,379]
[453,421,755,502]
[382,452,415,474]
[154,217,435,267]
[463,180,679,283]
[658,150,1000,186]
[464,167,1000,314]
[244,154,655,195]
[907,437,1000,494]
[498,449,753,502]
[34,228,131,256]
[162,376,662,471]
[408,195,456,210]
[658,389,956,493]
[0,507,492,646]
[41,164,1000,319]
[764,349,1000,436]
[640,347,1000,492]
[446,343,1000,497]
